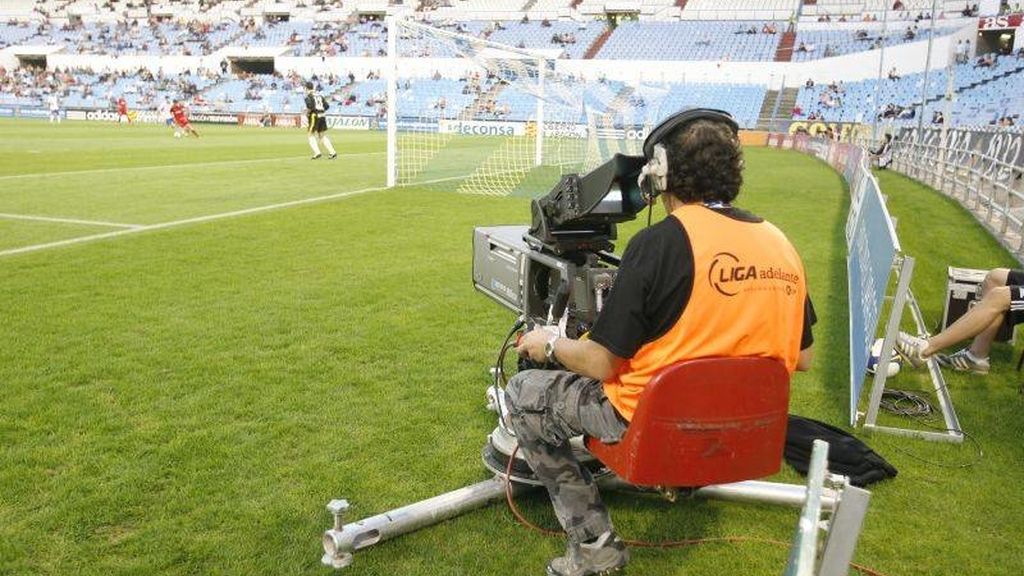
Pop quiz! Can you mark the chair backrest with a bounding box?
[586,357,790,487]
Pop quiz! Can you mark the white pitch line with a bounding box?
[0,151,386,182]
[0,212,143,229]
[0,173,471,259]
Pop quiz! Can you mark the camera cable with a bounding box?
[876,390,984,469]
[492,317,526,429]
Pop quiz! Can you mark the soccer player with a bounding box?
[170,100,200,138]
[158,97,174,132]
[117,97,131,124]
[47,92,61,124]
[304,81,337,160]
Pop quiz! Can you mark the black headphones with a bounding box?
[637,107,739,204]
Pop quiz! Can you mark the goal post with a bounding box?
[385,18,652,197]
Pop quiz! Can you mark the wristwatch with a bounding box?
[544,334,558,364]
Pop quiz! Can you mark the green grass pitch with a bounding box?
[1,119,1022,575]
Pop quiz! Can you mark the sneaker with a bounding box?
[547,532,628,576]
[328,153,337,160]
[311,153,322,160]
[894,331,929,369]
[936,348,990,374]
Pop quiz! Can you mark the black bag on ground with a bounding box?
[784,415,898,487]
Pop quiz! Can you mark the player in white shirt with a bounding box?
[48,93,61,124]
[158,97,177,136]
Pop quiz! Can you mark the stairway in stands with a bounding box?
[755,90,779,131]
[775,25,796,62]
[756,87,799,130]
[584,27,612,59]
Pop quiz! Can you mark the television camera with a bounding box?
[472,153,648,340]
[471,153,649,482]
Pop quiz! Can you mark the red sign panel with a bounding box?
[978,13,1023,29]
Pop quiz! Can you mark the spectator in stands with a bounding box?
[855,29,869,41]
[903,26,916,40]
[975,53,996,68]
[762,23,777,35]
[824,45,836,57]
[897,106,915,119]
[888,66,900,80]
[792,105,804,118]
[869,133,894,168]
[932,110,945,124]
[956,40,968,64]
[541,18,551,28]
[805,78,815,88]
[893,0,905,10]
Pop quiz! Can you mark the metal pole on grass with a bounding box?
[386,16,397,188]
[871,0,890,141]
[535,56,545,167]
[916,0,940,134]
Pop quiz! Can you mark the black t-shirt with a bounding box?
[305,92,329,114]
[589,207,816,359]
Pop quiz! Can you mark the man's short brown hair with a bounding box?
[663,118,744,205]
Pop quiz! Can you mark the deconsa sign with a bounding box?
[439,120,526,136]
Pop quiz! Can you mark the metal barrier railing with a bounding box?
[886,138,1024,264]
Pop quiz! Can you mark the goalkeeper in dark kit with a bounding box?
[305,81,338,160]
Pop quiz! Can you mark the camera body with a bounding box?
[472,154,646,336]
[472,225,617,339]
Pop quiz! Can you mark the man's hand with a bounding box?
[516,326,625,381]
[515,326,558,363]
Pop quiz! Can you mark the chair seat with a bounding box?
[586,357,790,487]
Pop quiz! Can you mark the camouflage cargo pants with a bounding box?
[505,369,628,543]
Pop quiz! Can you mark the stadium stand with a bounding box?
[790,21,962,61]
[682,0,800,20]
[596,20,784,61]
[0,22,38,48]
[0,0,1021,128]
[801,0,983,20]
[794,56,1024,125]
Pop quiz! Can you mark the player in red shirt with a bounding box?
[116,97,131,124]
[170,100,200,138]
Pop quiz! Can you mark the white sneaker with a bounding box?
[937,348,990,374]
[895,332,929,369]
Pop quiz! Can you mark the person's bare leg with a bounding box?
[923,286,1011,356]
[964,268,1012,358]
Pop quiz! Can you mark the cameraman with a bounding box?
[509,109,815,576]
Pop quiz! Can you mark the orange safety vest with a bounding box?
[603,204,808,421]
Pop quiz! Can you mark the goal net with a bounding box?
[387,18,654,197]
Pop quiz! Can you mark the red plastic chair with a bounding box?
[587,357,790,487]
